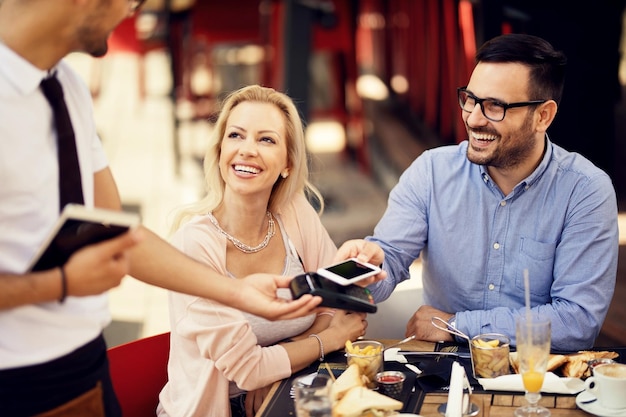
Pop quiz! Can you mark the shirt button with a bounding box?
[500,201,506,207]
[488,284,495,290]
[524,185,530,190]
[493,242,500,249]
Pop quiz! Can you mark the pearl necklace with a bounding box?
[209,211,276,254]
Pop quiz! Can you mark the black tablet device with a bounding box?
[28,204,141,272]
[290,272,377,313]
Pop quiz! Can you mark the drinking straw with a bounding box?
[524,268,531,323]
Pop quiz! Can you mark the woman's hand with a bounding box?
[245,384,272,417]
[324,310,368,351]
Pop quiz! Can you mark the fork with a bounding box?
[438,345,460,362]
[441,345,459,353]
[397,350,472,359]
[398,344,461,355]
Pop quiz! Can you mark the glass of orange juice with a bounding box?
[514,317,551,417]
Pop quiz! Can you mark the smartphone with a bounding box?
[289,272,377,313]
[316,258,382,286]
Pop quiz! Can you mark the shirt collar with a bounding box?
[0,42,52,97]
[520,135,553,189]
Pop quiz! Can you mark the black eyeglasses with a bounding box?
[457,87,547,122]
[128,0,147,13]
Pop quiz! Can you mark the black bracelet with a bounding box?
[59,266,67,303]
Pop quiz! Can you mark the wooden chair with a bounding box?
[107,332,170,417]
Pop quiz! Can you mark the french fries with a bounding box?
[470,334,511,378]
[344,340,384,388]
[473,338,500,348]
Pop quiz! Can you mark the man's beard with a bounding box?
[76,13,111,58]
[466,114,535,169]
[89,43,109,58]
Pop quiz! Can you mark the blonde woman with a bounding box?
[158,85,374,417]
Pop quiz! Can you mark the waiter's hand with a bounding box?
[237,274,322,320]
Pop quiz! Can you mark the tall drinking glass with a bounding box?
[514,317,551,417]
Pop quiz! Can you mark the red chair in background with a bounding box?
[107,332,170,417]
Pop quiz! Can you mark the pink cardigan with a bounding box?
[157,194,337,417]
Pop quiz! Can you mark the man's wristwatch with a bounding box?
[447,315,457,341]
[447,314,456,330]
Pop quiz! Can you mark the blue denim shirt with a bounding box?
[366,139,618,351]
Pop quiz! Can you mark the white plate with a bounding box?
[576,391,626,417]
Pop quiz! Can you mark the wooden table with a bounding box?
[255,339,619,417]
[419,392,587,416]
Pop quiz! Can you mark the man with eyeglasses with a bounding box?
[338,33,618,352]
[0,1,370,415]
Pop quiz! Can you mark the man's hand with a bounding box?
[64,228,144,297]
[334,239,387,286]
[236,274,322,320]
[406,305,455,342]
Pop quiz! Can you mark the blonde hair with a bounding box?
[170,85,323,233]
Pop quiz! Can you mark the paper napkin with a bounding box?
[446,362,465,417]
[384,347,408,363]
[477,372,584,394]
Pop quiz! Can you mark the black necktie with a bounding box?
[40,73,84,212]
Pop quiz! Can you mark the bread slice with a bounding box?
[561,351,619,378]
[332,386,403,417]
[509,352,567,374]
[510,350,619,378]
[331,364,364,402]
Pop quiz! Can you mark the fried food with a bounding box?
[471,335,511,378]
[509,350,619,378]
[344,340,383,387]
[561,351,619,378]
[509,351,567,374]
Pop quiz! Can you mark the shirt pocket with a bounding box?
[516,237,556,297]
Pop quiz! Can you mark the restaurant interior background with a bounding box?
[64,0,626,348]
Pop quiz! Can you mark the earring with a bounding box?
[281,171,289,178]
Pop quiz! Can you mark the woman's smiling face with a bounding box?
[219,101,289,200]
